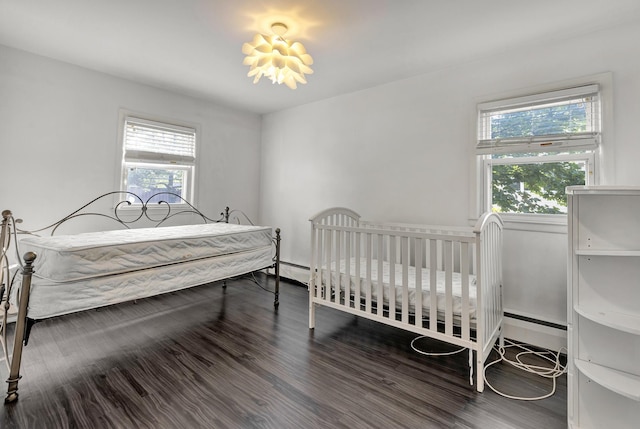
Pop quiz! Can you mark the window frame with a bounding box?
[116,110,199,209]
[481,152,596,224]
[472,74,612,230]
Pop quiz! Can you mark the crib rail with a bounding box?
[310,223,477,341]
[308,208,503,392]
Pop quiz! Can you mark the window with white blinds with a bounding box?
[120,115,197,205]
[477,84,600,154]
[476,82,603,217]
[123,117,196,164]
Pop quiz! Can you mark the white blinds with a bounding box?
[124,117,196,164]
[477,84,600,154]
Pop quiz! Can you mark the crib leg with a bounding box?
[476,352,485,393]
[309,288,315,329]
[309,307,315,329]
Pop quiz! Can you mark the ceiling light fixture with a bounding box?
[242,22,313,89]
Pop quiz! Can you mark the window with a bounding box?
[477,84,601,217]
[120,116,197,204]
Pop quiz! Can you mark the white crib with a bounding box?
[308,208,503,392]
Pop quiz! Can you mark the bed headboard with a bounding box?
[15,191,228,237]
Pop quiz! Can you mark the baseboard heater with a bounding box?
[504,311,567,331]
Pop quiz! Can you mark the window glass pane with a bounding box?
[491,160,587,214]
[125,165,189,204]
[485,95,595,140]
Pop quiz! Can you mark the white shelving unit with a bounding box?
[567,186,640,428]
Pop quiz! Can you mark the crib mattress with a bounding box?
[20,223,272,282]
[12,245,273,319]
[323,258,477,319]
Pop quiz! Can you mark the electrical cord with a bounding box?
[410,335,467,356]
[411,336,567,401]
[483,338,567,401]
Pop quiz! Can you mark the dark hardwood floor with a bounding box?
[1,276,566,428]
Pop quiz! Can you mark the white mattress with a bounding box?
[20,223,272,282]
[12,246,273,319]
[322,258,477,319]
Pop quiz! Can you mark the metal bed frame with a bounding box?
[0,191,281,403]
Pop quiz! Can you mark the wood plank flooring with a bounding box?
[1,276,566,428]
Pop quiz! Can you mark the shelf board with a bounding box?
[575,359,640,401]
[575,305,640,335]
[575,249,640,257]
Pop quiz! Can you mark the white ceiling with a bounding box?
[1,0,640,114]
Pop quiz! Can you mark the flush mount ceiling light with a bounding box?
[242,22,313,89]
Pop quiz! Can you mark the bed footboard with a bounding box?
[3,253,35,403]
[308,208,503,392]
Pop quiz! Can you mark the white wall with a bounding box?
[0,45,262,235]
[259,21,640,348]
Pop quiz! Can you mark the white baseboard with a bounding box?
[279,263,309,286]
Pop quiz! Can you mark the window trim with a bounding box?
[116,110,200,210]
[470,73,613,231]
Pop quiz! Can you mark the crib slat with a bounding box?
[414,238,423,325]
[444,240,453,336]
[310,229,316,300]
[335,229,341,305]
[365,233,372,314]
[355,232,361,310]
[345,231,351,308]
[324,229,332,303]
[388,236,396,320]
[316,228,323,300]
[429,240,438,332]
[401,236,409,324]
[310,225,317,300]
[461,241,470,341]
[377,235,384,317]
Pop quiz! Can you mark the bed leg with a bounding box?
[221,207,230,291]
[273,228,280,309]
[5,252,36,404]
[23,318,36,346]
